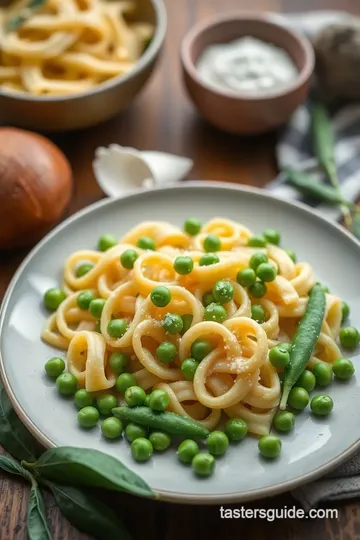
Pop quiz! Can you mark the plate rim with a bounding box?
[1,180,360,505]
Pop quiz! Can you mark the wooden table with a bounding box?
[1,0,360,538]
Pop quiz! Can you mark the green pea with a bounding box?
[76,263,94,278]
[249,252,268,270]
[251,304,266,323]
[89,298,106,319]
[269,345,290,369]
[248,235,267,248]
[203,234,221,253]
[212,280,234,304]
[44,357,65,378]
[285,249,297,263]
[249,281,267,299]
[273,411,295,432]
[125,423,147,442]
[148,389,169,411]
[339,326,359,350]
[131,438,153,462]
[204,303,227,323]
[199,253,220,266]
[77,406,99,428]
[263,228,280,246]
[341,301,350,324]
[224,418,248,442]
[181,358,200,381]
[203,291,215,307]
[295,370,316,392]
[333,358,355,380]
[120,249,139,269]
[145,395,151,407]
[77,290,95,310]
[56,372,77,396]
[313,363,333,387]
[107,319,128,338]
[180,314,193,335]
[191,339,212,361]
[310,394,334,416]
[109,352,130,375]
[256,263,277,283]
[137,236,155,250]
[115,372,136,393]
[277,342,292,353]
[44,288,66,311]
[74,389,93,409]
[98,234,117,252]
[237,268,256,288]
[156,341,177,364]
[101,417,123,439]
[96,394,118,416]
[163,313,184,334]
[149,431,172,452]
[177,439,199,464]
[206,431,229,456]
[184,218,201,236]
[258,435,281,458]
[150,286,171,307]
[174,256,194,275]
[288,387,309,410]
[125,386,147,407]
[192,453,216,477]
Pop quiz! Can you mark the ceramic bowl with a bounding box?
[0,0,167,132]
[180,13,315,134]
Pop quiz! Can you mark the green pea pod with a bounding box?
[311,103,338,186]
[280,284,326,409]
[23,447,155,499]
[283,168,346,205]
[113,406,210,438]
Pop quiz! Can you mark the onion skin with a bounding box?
[0,128,72,250]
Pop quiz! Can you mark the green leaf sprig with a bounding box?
[283,103,360,240]
[0,382,155,539]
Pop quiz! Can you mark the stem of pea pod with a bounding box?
[326,166,353,229]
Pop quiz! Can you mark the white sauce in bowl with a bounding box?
[196,37,299,96]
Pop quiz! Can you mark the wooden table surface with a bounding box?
[1,0,360,538]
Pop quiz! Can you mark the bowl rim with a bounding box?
[180,11,315,102]
[0,0,167,103]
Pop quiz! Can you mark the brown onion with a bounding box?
[0,127,72,250]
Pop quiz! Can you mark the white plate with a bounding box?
[1,182,360,504]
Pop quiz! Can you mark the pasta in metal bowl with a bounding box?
[0,0,154,95]
[41,218,344,441]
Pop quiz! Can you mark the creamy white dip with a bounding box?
[196,37,298,95]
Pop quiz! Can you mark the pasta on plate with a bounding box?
[0,0,154,95]
[41,218,343,436]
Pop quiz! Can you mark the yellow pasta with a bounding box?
[41,218,344,436]
[0,0,154,95]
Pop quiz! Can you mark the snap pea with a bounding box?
[280,284,326,409]
[112,406,209,438]
[284,169,346,205]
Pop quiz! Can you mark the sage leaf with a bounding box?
[25,447,155,498]
[311,103,338,186]
[45,481,133,540]
[0,384,42,462]
[0,454,34,482]
[27,484,52,540]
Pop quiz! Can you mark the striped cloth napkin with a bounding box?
[269,12,360,509]
[268,11,360,221]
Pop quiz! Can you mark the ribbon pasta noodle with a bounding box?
[0,0,154,95]
[41,217,344,437]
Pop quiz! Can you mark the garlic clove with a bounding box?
[141,151,193,185]
[93,145,155,198]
